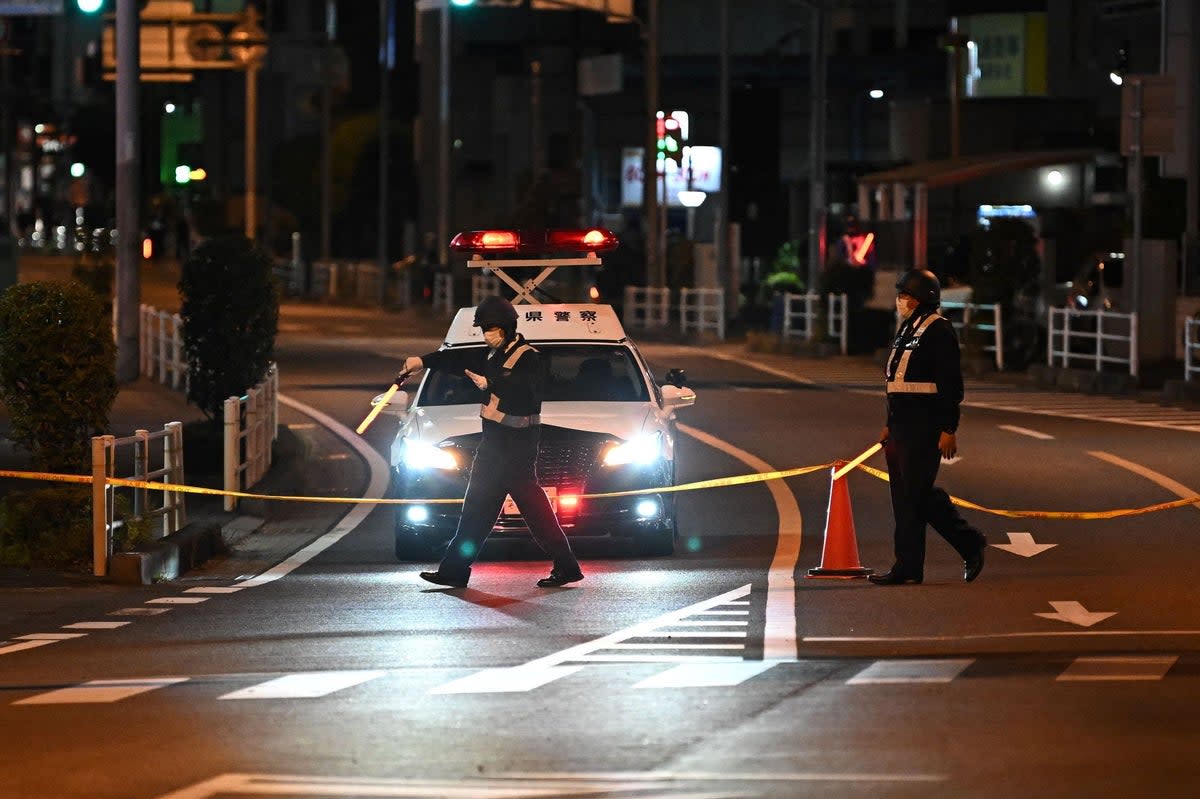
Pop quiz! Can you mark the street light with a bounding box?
[677,189,706,241]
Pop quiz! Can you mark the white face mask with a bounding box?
[482,327,506,349]
[896,294,919,320]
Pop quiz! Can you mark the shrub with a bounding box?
[0,281,118,473]
[179,235,279,420]
[0,486,92,570]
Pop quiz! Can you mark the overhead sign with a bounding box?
[621,146,722,208]
[1120,74,1176,156]
[0,0,63,14]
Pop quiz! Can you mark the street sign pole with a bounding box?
[115,0,140,383]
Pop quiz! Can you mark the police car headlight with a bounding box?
[602,433,662,467]
[401,439,459,471]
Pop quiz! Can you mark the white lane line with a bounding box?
[61,622,131,630]
[635,631,747,638]
[218,670,386,700]
[696,610,749,615]
[633,661,777,689]
[427,665,584,695]
[14,677,188,705]
[805,630,1200,642]
[998,424,1054,440]
[609,643,745,650]
[1089,450,1200,511]
[110,607,170,616]
[181,393,390,594]
[147,597,208,605]
[847,659,973,685]
[1058,655,1178,682]
[577,654,739,664]
[669,621,749,626]
[0,640,60,656]
[679,422,802,662]
[15,633,88,640]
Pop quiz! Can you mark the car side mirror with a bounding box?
[663,368,688,388]
[661,384,696,410]
[370,389,411,418]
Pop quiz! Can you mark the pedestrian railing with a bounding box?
[91,422,187,577]
[140,304,188,391]
[1047,307,1139,377]
[679,288,726,340]
[433,272,455,315]
[942,301,1004,371]
[1186,317,1199,382]
[471,272,501,305]
[223,364,280,512]
[781,292,849,354]
[623,286,671,329]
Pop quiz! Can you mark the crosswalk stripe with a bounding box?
[218,670,386,700]
[146,597,209,605]
[632,662,777,689]
[62,622,131,630]
[15,677,188,705]
[1057,655,1178,681]
[428,665,584,695]
[0,640,60,656]
[847,659,974,685]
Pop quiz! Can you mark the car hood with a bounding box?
[408,402,653,443]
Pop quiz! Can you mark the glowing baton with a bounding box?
[852,231,875,265]
[832,442,882,481]
[356,371,411,435]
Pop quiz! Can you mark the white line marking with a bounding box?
[848,659,973,685]
[667,621,749,626]
[577,654,743,663]
[804,630,1200,642]
[147,597,208,605]
[15,677,188,705]
[998,424,1054,440]
[15,633,88,640]
[633,661,777,689]
[218,670,386,700]
[1058,655,1178,682]
[180,393,390,593]
[1088,450,1200,511]
[608,643,745,650]
[110,607,170,616]
[61,622,131,630]
[695,610,749,615]
[0,640,59,656]
[428,665,584,695]
[635,631,747,638]
[679,423,801,662]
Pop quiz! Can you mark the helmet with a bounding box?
[473,295,518,332]
[895,269,941,306]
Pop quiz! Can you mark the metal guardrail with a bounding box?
[223,365,280,512]
[91,422,187,577]
[1048,307,1139,377]
[942,301,1004,371]
[471,272,501,305]
[781,292,848,354]
[679,288,726,340]
[140,304,188,391]
[1186,318,1199,382]
[623,286,671,329]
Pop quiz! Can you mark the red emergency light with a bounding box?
[449,228,619,255]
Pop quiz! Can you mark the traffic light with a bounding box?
[656,112,683,168]
[76,0,104,12]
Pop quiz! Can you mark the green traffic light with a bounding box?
[77,0,104,12]
[450,0,475,6]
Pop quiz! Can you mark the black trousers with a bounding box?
[438,423,579,578]
[884,410,983,578]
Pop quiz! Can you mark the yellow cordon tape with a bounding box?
[3,461,1197,519]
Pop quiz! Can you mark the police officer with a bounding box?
[869,269,987,585]
[399,295,584,589]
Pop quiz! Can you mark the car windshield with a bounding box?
[419,344,650,406]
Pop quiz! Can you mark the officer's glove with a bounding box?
[878,427,890,445]
[938,431,957,460]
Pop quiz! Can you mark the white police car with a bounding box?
[371,229,696,560]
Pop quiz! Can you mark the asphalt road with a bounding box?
[2,315,1199,799]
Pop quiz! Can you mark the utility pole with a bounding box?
[115,0,141,383]
[641,0,660,287]
[320,0,335,261]
[378,0,394,302]
[806,1,826,293]
[717,0,732,315]
[438,0,451,266]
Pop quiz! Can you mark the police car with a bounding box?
[371,228,696,560]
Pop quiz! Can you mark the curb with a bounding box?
[108,515,267,585]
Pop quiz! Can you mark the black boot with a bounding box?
[868,569,923,585]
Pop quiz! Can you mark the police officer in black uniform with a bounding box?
[869,269,988,585]
[400,295,584,589]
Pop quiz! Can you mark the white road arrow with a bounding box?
[993,532,1057,558]
[1035,601,1117,628]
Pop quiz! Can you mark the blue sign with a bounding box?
[0,0,64,14]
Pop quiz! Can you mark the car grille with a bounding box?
[535,437,604,487]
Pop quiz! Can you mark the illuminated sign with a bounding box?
[620,146,722,208]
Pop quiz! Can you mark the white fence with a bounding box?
[781,292,848,354]
[679,288,726,340]
[311,259,385,304]
[91,422,187,577]
[1048,307,1139,377]
[223,365,280,512]
[433,272,455,316]
[623,286,671,329]
[471,272,501,305]
[140,304,188,391]
[1186,317,1199,382]
[942,301,1004,371]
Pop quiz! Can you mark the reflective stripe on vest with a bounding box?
[479,343,540,427]
[886,313,941,395]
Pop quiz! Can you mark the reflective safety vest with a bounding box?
[886,312,942,395]
[479,343,541,428]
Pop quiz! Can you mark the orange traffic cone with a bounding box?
[807,462,873,578]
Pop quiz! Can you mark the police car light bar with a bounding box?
[450,228,619,255]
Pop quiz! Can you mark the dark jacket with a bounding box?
[421,333,543,422]
[884,310,964,434]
